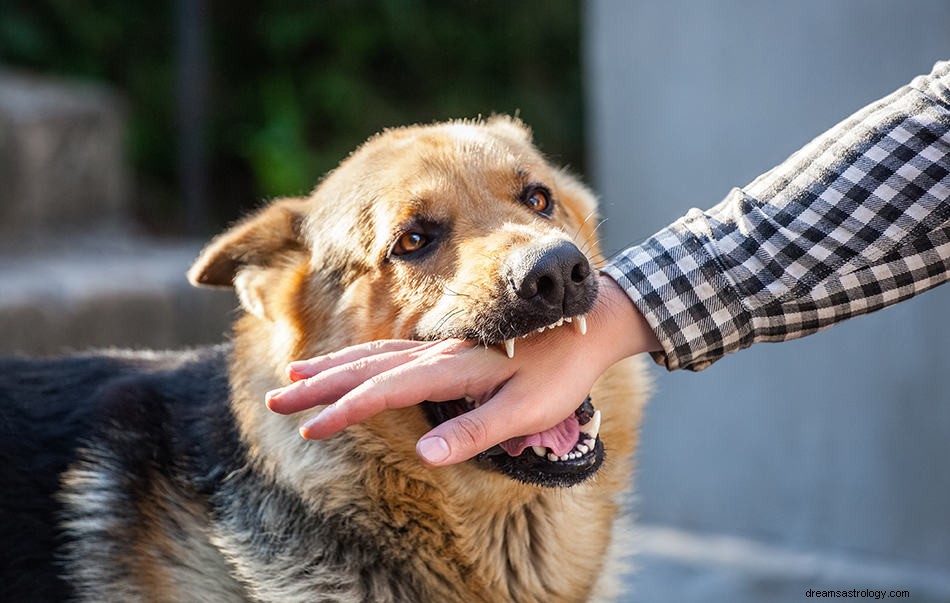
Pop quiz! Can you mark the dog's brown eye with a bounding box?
[393,232,430,255]
[521,186,553,216]
[526,190,549,213]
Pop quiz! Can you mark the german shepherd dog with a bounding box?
[0,117,648,602]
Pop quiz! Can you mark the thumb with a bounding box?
[416,413,492,466]
[415,388,540,466]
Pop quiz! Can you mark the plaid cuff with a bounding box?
[605,61,950,371]
[603,216,755,371]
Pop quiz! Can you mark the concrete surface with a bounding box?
[0,234,236,356]
[631,524,950,603]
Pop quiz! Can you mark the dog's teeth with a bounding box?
[547,452,560,462]
[564,316,573,323]
[537,328,545,333]
[556,318,564,327]
[531,446,548,457]
[577,444,589,454]
[504,338,515,358]
[584,437,595,449]
[579,409,601,440]
[574,314,587,335]
[559,453,570,461]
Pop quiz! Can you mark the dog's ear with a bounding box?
[188,197,309,318]
[484,114,533,143]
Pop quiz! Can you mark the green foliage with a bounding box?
[0,0,584,232]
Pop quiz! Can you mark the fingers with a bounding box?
[299,342,495,439]
[266,341,440,415]
[286,340,432,381]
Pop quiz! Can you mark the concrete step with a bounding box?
[0,69,129,236]
[625,524,950,603]
[0,233,236,355]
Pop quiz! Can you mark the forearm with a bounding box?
[605,60,950,371]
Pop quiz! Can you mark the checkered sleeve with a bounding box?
[603,60,950,371]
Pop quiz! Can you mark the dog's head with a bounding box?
[190,116,616,488]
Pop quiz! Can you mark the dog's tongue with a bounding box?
[498,415,580,457]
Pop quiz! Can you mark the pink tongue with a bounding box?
[498,415,580,457]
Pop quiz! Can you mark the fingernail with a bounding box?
[264,389,282,407]
[286,362,307,379]
[417,436,450,464]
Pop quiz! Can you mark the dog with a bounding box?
[0,116,648,602]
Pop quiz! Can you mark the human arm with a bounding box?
[607,60,950,371]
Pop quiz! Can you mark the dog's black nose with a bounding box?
[508,241,594,313]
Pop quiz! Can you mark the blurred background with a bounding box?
[1,1,948,601]
[0,0,585,234]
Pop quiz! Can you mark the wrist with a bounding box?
[589,274,662,364]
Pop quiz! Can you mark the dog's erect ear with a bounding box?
[188,197,309,317]
[484,114,533,143]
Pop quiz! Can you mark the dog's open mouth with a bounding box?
[420,313,605,488]
[420,395,603,488]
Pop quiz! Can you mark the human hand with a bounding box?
[265,276,660,466]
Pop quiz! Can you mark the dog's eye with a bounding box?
[521,186,553,216]
[392,231,430,256]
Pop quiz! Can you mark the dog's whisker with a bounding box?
[577,217,609,249]
[432,308,466,333]
[441,285,474,299]
[580,218,608,253]
[570,209,600,242]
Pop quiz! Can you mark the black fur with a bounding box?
[0,347,232,600]
[0,346,430,602]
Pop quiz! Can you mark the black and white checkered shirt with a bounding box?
[604,61,950,371]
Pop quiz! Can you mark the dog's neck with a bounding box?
[226,313,338,486]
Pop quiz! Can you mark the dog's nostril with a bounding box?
[517,278,538,299]
[571,261,590,284]
[536,275,557,300]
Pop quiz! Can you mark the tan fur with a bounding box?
[191,116,649,602]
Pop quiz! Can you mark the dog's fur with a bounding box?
[0,117,648,602]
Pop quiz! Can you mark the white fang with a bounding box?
[574,314,587,335]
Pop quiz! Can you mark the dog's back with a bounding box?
[0,347,232,601]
